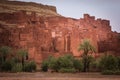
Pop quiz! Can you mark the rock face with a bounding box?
[0,0,59,17]
[0,2,120,64]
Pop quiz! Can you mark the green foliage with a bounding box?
[82,55,95,72]
[0,46,11,63]
[24,61,36,72]
[41,60,49,72]
[59,68,76,73]
[78,39,96,55]
[0,46,11,55]
[78,39,96,72]
[98,55,120,75]
[1,60,15,71]
[58,54,74,69]
[115,70,120,75]
[48,56,60,72]
[102,70,120,75]
[41,54,84,73]
[73,59,83,72]
[17,49,28,68]
[89,59,100,72]
[101,70,115,75]
[117,56,120,70]
[17,49,28,57]
[0,46,37,72]
[99,55,118,71]
[12,63,23,72]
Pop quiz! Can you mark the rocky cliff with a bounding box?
[0,0,120,64]
[0,0,60,17]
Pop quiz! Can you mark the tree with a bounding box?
[78,39,96,72]
[17,49,28,68]
[0,46,11,64]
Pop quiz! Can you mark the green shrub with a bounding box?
[89,60,100,72]
[1,60,14,71]
[73,59,83,72]
[0,46,11,64]
[12,63,22,72]
[41,60,49,72]
[99,55,118,71]
[41,54,75,72]
[117,57,120,70]
[24,61,36,72]
[102,70,120,75]
[114,70,120,75]
[48,57,59,72]
[101,70,115,75]
[41,54,85,73]
[59,68,76,73]
[58,54,74,69]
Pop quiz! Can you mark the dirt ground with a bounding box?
[0,72,120,80]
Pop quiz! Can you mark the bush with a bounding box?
[48,57,60,72]
[99,55,118,71]
[58,54,74,69]
[41,60,49,72]
[12,63,22,72]
[115,70,120,75]
[41,54,85,73]
[101,70,115,75]
[59,68,76,73]
[1,60,15,71]
[24,61,36,72]
[0,46,11,63]
[102,70,120,75]
[73,59,83,72]
[117,57,120,70]
[89,60,100,72]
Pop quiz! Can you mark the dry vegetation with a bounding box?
[0,0,60,17]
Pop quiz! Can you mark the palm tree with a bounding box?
[17,49,28,68]
[78,39,96,72]
[0,46,11,64]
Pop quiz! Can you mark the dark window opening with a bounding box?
[26,55,28,60]
[93,26,97,28]
[31,21,36,24]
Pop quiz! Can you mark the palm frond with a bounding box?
[78,39,96,54]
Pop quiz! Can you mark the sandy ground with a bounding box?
[0,72,120,80]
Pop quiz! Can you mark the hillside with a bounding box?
[0,0,60,17]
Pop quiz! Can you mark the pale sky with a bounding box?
[15,0,120,32]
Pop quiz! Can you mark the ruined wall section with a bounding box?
[45,14,119,56]
[79,14,119,54]
[0,11,53,64]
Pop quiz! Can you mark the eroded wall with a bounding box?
[0,11,120,64]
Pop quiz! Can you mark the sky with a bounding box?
[14,0,120,32]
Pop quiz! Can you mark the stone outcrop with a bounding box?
[0,0,59,17]
[0,2,120,64]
